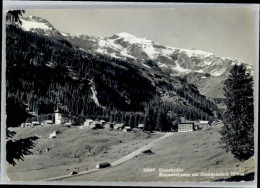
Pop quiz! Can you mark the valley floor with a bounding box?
[7,125,161,182]
[6,124,254,183]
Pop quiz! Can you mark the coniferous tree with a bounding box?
[220,64,254,160]
[144,108,153,132]
[6,97,38,166]
[156,111,163,131]
[6,10,25,25]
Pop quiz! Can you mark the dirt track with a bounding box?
[7,126,161,181]
[44,132,172,181]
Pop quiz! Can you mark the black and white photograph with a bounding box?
[2,4,258,184]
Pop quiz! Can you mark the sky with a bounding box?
[23,7,255,65]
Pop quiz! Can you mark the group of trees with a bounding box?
[6,24,156,118]
[6,96,38,166]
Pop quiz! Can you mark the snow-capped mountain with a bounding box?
[67,31,253,75]
[66,31,254,99]
[18,16,254,99]
[20,16,62,36]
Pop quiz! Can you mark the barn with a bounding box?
[32,121,40,126]
[200,121,209,127]
[138,124,144,130]
[21,123,31,128]
[90,121,103,129]
[123,126,132,132]
[84,119,93,127]
[99,120,106,126]
[114,123,125,130]
[104,123,114,130]
[41,120,54,125]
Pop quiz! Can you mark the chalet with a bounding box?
[114,123,125,130]
[194,121,200,130]
[41,120,54,125]
[138,124,144,130]
[100,120,106,126]
[64,120,73,125]
[21,123,31,128]
[94,121,102,129]
[28,111,37,116]
[90,121,102,129]
[89,124,96,129]
[178,121,195,132]
[49,131,57,139]
[104,123,114,130]
[123,126,132,132]
[25,123,32,127]
[84,119,93,127]
[32,121,40,126]
[200,121,209,127]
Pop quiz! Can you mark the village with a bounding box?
[9,108,245,182]
[20,105,223,135]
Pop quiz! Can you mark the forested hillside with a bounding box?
[6,25,220,128]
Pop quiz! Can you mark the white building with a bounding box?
[84,119,94,127]
[123,126,132,132]
[54,106,62,124]
[178,121,195,132]
[41,120,54,125]
[32,121,40,126]
[114,123,125,130]
[200,121,209,126]
[100,120,106,126]
[138,124,144,130]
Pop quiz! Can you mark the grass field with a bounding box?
[7,124,254,182]
[7,124,161,181]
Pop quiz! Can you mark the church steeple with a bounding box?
[54,105,62,124]
[54,105,59,113]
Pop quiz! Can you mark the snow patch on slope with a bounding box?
[20,18,51,32]
[180,49,213,58]
[142,63,151,69]
[142,44,158,59]
[115,33,173,60]
[89,80,100,107]
[96,37,136,60]
[61,32,70,37]
[116,32,148,44]
[172,61,192,75]
[158,62,169,68]
[210,67,226,76]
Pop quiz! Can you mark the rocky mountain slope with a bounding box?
[19,16,253,100]
[70,33,253,99]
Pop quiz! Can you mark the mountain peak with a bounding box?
[114,32,151,44]
[116,32,138,38]
[19,16,61,36]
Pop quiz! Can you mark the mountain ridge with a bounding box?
[19,15,253,100]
